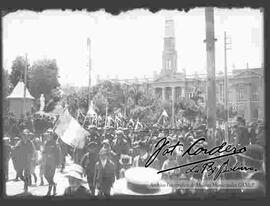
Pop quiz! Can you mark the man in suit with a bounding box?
[133,141,160,169]
[235,116,249,147]
[94,148,116,197]
[43,129,61,196]
[81,141,99,195]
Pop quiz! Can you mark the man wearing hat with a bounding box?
[235,116,249,147]
[248,122,257,144]
[14,129,36,193]
[255,123,265,147]
[112,130,129,178]
[64,163,90,197]
[133,141,151,167]
[81,141,99,195]
[94,148,116,197]
[112,130,129,155]
[43,128,61,196]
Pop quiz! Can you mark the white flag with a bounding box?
[54,109,89,149]
[61,117,89,149]
[87,101,97,117]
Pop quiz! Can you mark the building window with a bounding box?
[219,84,223,102]
[239,87,245,101]
[228,90,232,102]
[252,87,259,100]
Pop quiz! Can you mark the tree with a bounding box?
[28,59,60,111]
[9,56,30,89]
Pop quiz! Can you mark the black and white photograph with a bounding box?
[2,7,265,198]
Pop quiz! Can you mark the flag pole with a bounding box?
[86,37,92,128]
[87,38,92,106]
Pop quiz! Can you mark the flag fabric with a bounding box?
[54,109,72,137]
[87,101,97,117]
[54,109,89,149]
[161,109,168,118]
[115,115,122,128]
[128,118,135,127]
[106,115,114,127]
[155,109,168,126]
[134,118,143,131]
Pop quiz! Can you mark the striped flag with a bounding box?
[54,109,89,149]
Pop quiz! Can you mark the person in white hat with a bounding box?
[119,154,132,178]
[63,164,90,197]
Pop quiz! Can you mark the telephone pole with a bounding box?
[87,38,92,109]
[224,32,231,142]
[204,7,217,147]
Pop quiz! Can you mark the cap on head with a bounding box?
[119,154,132,165]
[116,130,124,136]
[22,129,30,135]
[99,147,109,156]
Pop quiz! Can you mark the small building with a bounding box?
[6,80,35,119]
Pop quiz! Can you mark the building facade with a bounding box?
[98,19,264,122]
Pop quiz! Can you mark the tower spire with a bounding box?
[162,19,177,75]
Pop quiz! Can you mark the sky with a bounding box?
[3,8,263,87]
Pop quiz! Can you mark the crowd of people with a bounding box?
[3,111,265,197]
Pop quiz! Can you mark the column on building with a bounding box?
[247,83,252,122]
[162,87,166,101]
[181,87,185,98]
[258,75,264,121]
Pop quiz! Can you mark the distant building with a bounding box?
[98,19,264,122]
[6,80,35,119]
[150,19,264,122]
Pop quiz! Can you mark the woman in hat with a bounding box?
[94,148,116,197]
[64,164,90,197]
[119,154,132,178]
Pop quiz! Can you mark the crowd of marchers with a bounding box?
[3,113,265,197]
